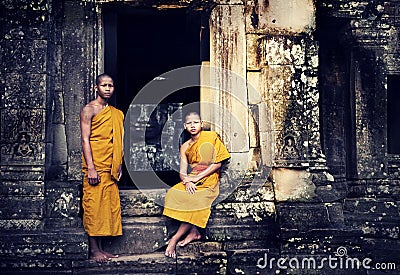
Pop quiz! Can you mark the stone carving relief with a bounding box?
[281,134,300,160]
[1,108,43,163]
[13,131,35,157]
[50,192,77,218]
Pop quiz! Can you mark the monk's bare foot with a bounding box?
[177,228,201,247]
[165,237,178,258]
[90,250,108,263]
[101,250,119,259]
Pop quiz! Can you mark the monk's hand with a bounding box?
[185,182,197,194]
[88,168,101,185]
[117,165,122,180]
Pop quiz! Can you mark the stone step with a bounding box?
[225,248,280,275]
[119,189,166,217]
[0,229,88,274]
[72,251,227,274]
[103,217,168,255]
[118,186,276,218]
[103,215,278,256]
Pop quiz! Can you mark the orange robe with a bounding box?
[82,105,124,236]
[163,131,230,228]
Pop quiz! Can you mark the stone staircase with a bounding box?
[72,182,280,274]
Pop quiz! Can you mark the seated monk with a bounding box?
[163,111,230,258]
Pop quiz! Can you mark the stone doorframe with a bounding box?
[64,0,330,202]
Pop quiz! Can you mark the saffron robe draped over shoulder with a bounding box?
[163,131,230,228]
[82,105,124,237]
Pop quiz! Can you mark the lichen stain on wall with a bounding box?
[249,0,316,34]
[272,167,316,201]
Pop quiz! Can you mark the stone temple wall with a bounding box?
[0,0,399,274]
[317,0,400,268]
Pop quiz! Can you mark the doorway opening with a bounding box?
[103,6,208,188]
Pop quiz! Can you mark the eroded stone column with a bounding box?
[62,0,97,181]
[209,4,250,175]
[245,0,341,235]
[0,0,51,231]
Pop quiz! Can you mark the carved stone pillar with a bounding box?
[0,0,51,231]
[245,0,343,237]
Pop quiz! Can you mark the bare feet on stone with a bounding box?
[101,250,119,259]
[90,250,109,263]
[177,228,201,247]
[165,237,178,258]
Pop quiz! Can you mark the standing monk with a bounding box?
[80,74,124,262]
[163,112,230,258]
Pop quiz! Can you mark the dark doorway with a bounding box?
[387,75,400,154]
[103,6,207,188]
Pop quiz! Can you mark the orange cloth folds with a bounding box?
[163,131,230,228]
[110,106,124,181]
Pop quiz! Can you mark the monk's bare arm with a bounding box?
[80,105,100,184]
[179,142,189,182]
[190,162,222,182]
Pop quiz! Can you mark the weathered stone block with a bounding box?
[0,180,43,196]
[259,36,307,66]
[249,104,260,148]
[344,220,399,239]
[247,71,263,104]
[228,152,254,171]
[227,248,280,275]
[0,230,87,259]
[325,202,345,226]
[103,217,168,255]
[262,65,295,101]
[280,228,364,255]
[315,181,348,202]
[0,219,42,231]
[1,0,50,11]
[3,73,47,108]
[0,196,44,219]
[245,0,316,34]
[246,34,261,70]
[277,203,332,231]
[212,201,276,224]
[222,180,275,203]
[4,40,47,73]
[1,259,74,274]
[176,241,223,257]
[50,124,68,165]
[0,165,44,181]
[72,253,175,275]
[259,131,274,167]
[205,223,276,242]
[224,239,277,251]
[1,9,49,40]
[320,105,347,176]
[119,189,165,217]
[272,168,316,202]
[272,98,306,131]
[344,198,399,217]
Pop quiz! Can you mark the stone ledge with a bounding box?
[226,248,280,275]
[103,217,168,255]
[0,230,87,260]
[72,252,227,275]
